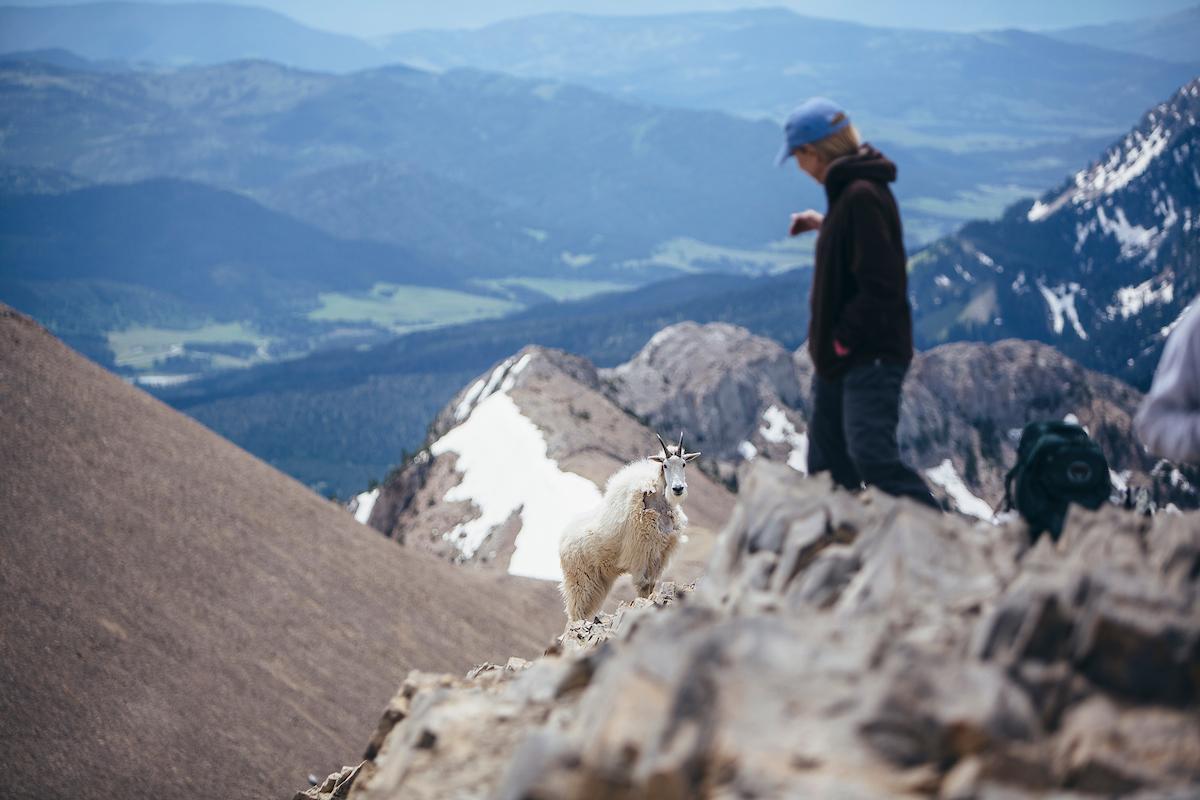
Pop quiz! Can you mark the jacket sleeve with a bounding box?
[1135,304,1200,464]
[831,186,907,352]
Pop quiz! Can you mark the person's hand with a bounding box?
[789,210,824,236]
[833,340,850,358]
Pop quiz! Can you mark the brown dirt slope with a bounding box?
[0,305,564,800]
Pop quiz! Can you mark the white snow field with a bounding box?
[431,355,600,582]
[925,459,995,522]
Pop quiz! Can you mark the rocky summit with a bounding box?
[300,462,1200,799]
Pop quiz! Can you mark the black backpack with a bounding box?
[1003,421,1112,541]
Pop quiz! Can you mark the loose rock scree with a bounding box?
[558,433,700,621]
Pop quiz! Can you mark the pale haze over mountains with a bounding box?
[4,0,1199,35]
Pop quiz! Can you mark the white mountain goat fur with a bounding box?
[559,432,700,621]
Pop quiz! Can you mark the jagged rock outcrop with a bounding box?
[602,322,1196,515]
[602,322,804,462]
[312,463,1200,799]
[898,339,1196,511]
[368,344,736,586]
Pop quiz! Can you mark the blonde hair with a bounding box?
[802,117,861,163]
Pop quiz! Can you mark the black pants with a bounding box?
[807,360,940,509]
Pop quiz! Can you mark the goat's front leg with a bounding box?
[635,553,665,599]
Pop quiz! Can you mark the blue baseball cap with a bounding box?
[775,97,851,166]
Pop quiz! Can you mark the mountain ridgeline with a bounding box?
[366,322,1197,580]
[908,78,1200,390]
[1,12,1195,386]
[0,53,819,370]
[381,8,1199,146]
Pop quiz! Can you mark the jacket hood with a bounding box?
[824,144,896,204]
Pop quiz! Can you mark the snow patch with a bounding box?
[560,251,595,268]
[786,433,809,474]
[1109,278,1174,320]
[455,353,534,421]
[934,275,951,288]
[352,489,379,525]
[1161,301,1196,337]
[1096,206,1158,260]
[759,405,809,475]
[1168,468,1196,495]
[455,379,487,421]
[738,440,758,461]
[924,459,994,522]
[1027,123,1169,222]
[952,263,977,284]
[1037,282,1089,340]
[432,392,601,581]
[134,373,197,388]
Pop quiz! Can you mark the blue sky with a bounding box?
[5,0,1197,36]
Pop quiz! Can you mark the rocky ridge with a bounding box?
[602,321,810,486]
[365,324,1197,582]
[302,462,1200,799]
[599,322,1197,515]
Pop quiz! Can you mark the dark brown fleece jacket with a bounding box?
[807,144,913,379]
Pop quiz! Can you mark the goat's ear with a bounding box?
[649,455,665,463]
[683,451,701,462]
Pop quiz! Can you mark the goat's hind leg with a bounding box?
[562,567,613,622]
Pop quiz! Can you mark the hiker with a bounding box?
[1135,300,1200,464]
[778,97,939,509]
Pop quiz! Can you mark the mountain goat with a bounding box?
[559,432,700,622]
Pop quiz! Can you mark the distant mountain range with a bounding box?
[0,55,829,267]
[0,45,1175,374]
[4,3,1194,151]
[908,78,1200,390]
[2,49,1109,378]
[0,173,479,366]
[0,56,811,371]
[1050,4,1200,64]
[379,8,1199,146]
[0,2,384,71]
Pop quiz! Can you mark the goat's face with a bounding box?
[650,432,700,503]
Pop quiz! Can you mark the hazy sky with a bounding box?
[7,0,1197,36]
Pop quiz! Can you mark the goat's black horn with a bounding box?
[678,430,685,454]
[655,433,670,458]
